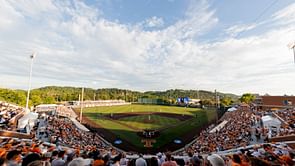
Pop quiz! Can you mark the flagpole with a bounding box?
[25,52,36,112]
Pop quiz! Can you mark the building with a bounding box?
[255,96,295,110]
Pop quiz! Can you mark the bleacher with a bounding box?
[0,101,24,130]
[0,101,294,166]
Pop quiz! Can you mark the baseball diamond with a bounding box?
[75,104,217,153]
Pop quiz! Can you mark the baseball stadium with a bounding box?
[1,0,295,165]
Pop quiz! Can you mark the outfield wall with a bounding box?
[72,100,131,108]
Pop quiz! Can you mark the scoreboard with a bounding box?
[177,97,190,104]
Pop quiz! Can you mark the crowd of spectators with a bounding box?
[55,107,77,119]
[184,106,295,155]
[44,117,110,153]
[0,136,294,166]
[0,102,23,130]
[0,136,119,166]
[276,109,295,136]
[187,109,253,154]
[182,143,295,166]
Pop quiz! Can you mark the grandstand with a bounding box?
[71,100,131,108]
[0,101,25,131]
[0,100,294,166]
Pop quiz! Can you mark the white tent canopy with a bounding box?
[227,107,237,112]
[35,104,58,112]
[261,115,281,137]
[261,115,281,128]
[18,112,38,129]
[35,104,58,108]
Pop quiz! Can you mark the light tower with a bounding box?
[288,41,295,63]
[25,52,36,112]
[80,87,84,123]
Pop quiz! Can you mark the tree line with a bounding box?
[0,86,256,107]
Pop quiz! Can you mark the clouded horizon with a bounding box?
[0,0,295,95]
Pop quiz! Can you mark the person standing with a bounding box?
[52,151,66,166]
[161,153,177,166]
[5,150,22,166]
[135,154,147,166]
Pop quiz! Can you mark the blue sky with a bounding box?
[0,0,295,95]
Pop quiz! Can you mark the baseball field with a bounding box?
[80,104,217,153]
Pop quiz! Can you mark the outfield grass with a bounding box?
[83,104,217,149]
[118,114,180,130]
[154,111,210,147]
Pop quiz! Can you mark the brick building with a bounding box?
[254,96,295,110]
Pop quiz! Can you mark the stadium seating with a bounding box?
[0,136,294,165]
[0,101,294,166]
[185,109,253,154]
[275,108,295,136]
[0,101,24,130]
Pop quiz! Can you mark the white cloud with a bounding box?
[272,3,295,25]
[225,24,257,37]
[6,0,58,17]
[144,16,164,28]
[164,0,218,40]
[0,0,23,29]
[0,0,295,95]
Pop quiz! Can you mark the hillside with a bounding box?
[0,86,239,107]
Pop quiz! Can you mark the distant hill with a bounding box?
[0,86,239,107]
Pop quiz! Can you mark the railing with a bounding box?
[9,110,25,126]
[0,130,32,139]
[215,141,295,155]
[272,112,288,125]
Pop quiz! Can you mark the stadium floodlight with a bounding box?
[80,87,84,123]
[288,41,295,63]
[196,83,202,99]
[25,52,36,112]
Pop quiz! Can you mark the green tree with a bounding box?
[44,96,56,104]
[201,99,214,106]
[220,97,234,106]
[31,95,42,106]
[14,91,26,106]
[0,86,241,106]
[240,93,255,104]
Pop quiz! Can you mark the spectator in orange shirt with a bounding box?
[161,153,177,166]
[93,155,104,166]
